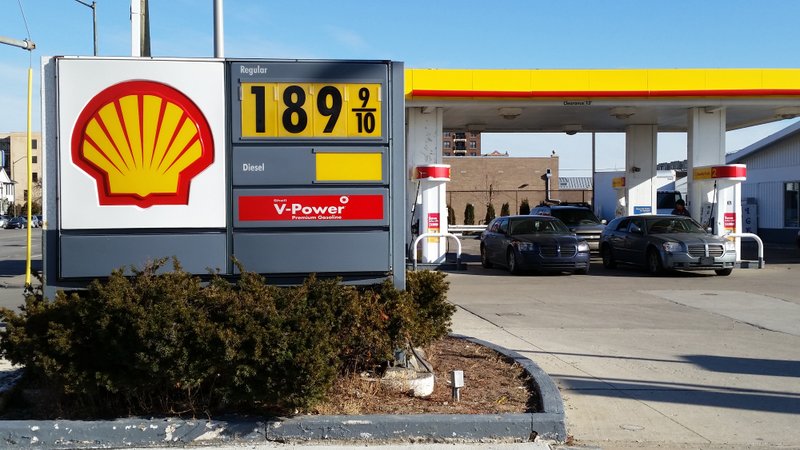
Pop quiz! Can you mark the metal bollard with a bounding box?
[451,370,464,402]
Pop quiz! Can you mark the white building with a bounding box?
[0,168,14,215]
[727,122,800,244]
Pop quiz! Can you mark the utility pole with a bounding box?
[214,0,224,57]
[73,0,98,55]
[131,0,150,56]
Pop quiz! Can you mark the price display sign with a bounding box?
[240,83,382,138]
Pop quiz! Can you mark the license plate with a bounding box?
[700,256,714,266]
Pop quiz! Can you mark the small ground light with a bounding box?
[451,370,464,401]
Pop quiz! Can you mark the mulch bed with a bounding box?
[308,335,537,415]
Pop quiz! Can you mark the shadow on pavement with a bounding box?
[684,355,800,378]
[557,374,800,414]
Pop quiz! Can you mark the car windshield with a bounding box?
[550,208,600,226]
[509,217,570,235]
[646,217,706,234]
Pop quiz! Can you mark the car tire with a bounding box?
[507,248,521,275]
[715,268,733,276]
[480,245,493,269]
[601,245,616,269]
[647,249,664,275]
[575,266,589,275]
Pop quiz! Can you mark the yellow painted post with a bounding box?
[25,67,32,287]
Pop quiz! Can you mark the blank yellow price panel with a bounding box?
[240,82,382,138]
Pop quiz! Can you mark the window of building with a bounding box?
[32,139,37,149]
[469,152,477,156]
[786,182,800,227]
[444,152,450,156]
[443,132,451,138]
[470,132,479,137]
[443,141,451,149]
[455,141,466,150]
[32,172,38,183]
[469,140,477,149]
[454,132,466,139]
[32,156,37,164]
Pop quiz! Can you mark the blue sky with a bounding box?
[2,0,800,174]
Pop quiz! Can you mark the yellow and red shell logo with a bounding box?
[72,80,214,208]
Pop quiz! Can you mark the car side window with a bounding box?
[615,218,630,232]
[498,218,509,235]
[490,220,500,233]
[628,218,645,234]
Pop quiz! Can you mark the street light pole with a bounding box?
[0,33,36,288]
[73,0,98,56]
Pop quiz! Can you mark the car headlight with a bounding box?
[662,241,683,253]
[577,241,590,252]
[515,242,537,252]
[724,240,735,251]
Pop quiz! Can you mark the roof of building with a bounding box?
[559,177,593,190]
[727,120,800,164]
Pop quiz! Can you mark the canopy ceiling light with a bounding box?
[775,106,800,120]
[466,123,487,132]
[610,106,636,120]
[563,124,582,135]
[498,107,522,120]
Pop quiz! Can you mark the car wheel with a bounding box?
[480,245,493,269]
[647,249,664,275]
[575,266,589,275]
[715,268,733,276]
[507,248,521,275]
[601,245,616,269]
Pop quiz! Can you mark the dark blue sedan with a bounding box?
[3,217,27,229]
[480,215,591,275]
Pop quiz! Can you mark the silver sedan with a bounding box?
[599,215,736,276]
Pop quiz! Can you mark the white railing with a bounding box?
[411,233,462,270]
[726,232,765,268]
[447,225,486,235]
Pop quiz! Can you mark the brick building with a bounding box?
[442,130,481,156]
[0,131,43,210]
[444,154,561,224]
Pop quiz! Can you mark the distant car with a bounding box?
[796,230,800,249]
[4,217,27,229]
[599,215,736,276]
[530,203,606,253]
[480,215,591,275]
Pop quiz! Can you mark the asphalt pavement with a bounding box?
[0,228,42,310]
[448,236,800,449]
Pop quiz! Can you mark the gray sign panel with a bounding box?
[60,233,227,278]
[232,147,388,186]
[233,231,390,274]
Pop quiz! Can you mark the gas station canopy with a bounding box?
[405,69,800,132]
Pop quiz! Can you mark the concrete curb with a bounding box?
[0,335,566,448]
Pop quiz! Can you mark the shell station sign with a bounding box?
[44,58,405,293]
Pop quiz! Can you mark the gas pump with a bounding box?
[413,164,450,264]
[612,176,626,218]
[690,164,746,256]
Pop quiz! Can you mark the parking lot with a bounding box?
[448,236,800,448]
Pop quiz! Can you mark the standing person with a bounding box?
[671,199,690,217]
